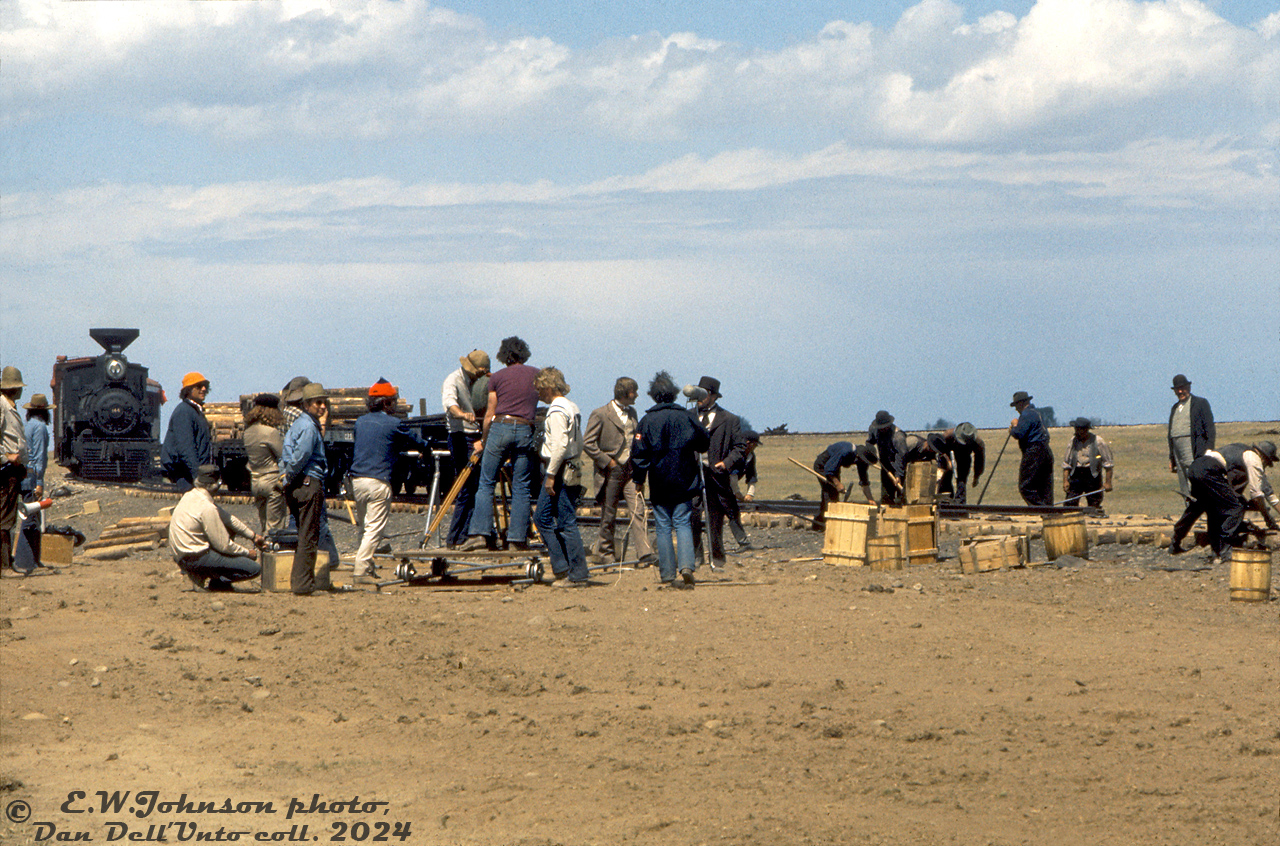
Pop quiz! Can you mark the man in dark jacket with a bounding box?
[813,441,879,526]
[1009,391,1054,506]
[936,423,985,504]
[161,372,213,492]
[866,410,907,506]
[1168,374,1214,498]
[1170,441,1279,559]
[631,372,710,588]
[693,376,745,568]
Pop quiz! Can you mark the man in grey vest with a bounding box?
[1167,374,1214,498]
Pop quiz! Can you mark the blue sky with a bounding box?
[2,0,1277,435]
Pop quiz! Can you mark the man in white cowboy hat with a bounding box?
[0,365,28,572]
[441,349,490,548]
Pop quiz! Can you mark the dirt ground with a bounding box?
[2,468,1277,846]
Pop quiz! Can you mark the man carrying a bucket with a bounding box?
[1061,418,1114,509]
[1169,441,1279,560]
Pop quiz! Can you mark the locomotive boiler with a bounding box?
[51,328,164,481]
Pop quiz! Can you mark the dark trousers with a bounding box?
[880,467,904,506]
[20,486,42,568]
[285,475,324,594]
[446,432,482,547]
[693,468,738,563]
[1017,442,1054,506]
[1172,457,1244,556]
[0,466,22,572]
[179,549,262,586]
[1066,468,1104,508]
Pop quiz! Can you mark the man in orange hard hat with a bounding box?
[161,371,213,492]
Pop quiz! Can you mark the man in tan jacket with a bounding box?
[583,377,653,565]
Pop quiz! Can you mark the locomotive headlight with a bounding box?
[104,357,126,381]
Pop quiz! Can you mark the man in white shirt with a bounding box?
[169,464,265,591]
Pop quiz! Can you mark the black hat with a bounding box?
[195,464,221,488]
[871,410,894,430]
[697,376,721,397]
[1171,374,1191,389]
[855,443,878,465]
[1254,441,1278,464]
[1070,417,1093,429]
[927,432,947,453]
[1010,391,1033,407]
[741,429,760,444]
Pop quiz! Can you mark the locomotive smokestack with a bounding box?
[89,328,140,354]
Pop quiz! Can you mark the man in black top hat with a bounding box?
[1009,391,1054,506]
[693,376,745,567]
[866,410,907,506]
[1167,374,1214,498]
[1061,418,1113,509]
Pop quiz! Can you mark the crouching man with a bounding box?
[169,464,265,591]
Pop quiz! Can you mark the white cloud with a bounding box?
[4,0,1276,148]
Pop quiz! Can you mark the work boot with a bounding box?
[1168,540,1185,555]
[457,535,490,552]
[680,568,695,587]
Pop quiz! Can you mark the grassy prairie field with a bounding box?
[750,420,1280,518]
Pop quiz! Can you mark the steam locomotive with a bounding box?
[52,328,164,481]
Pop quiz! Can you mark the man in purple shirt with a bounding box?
[461,336,540,550]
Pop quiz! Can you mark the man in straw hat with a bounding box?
[1167,374,1214,498]
[441,350,490,548]
[1169,441,1279,560]
[936,422,985,505]
[161,371,212,492]
[281,382,330,594]
[0,365,28,572]
[1009,391,1054,506]
[1061,417,1114,509]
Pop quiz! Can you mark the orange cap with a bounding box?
[182,371,209,389]
[368,378,397,398]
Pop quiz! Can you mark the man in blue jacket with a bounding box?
[349,379,431,583]
[1009,391,1054,506]
[630,372,710,589]
[281,382,329,595]
[161,372,212,491]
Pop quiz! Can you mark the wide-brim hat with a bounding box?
[23,393,54,410]
[1171,374,1191,389]
[927,432,947,453]
[871,410,894,430]
[281,376,311,403]
[460,350,491,377]
[697,376,721,397]
[954,422,977,445]
[1,365,26,389]
[182,371,209,389]
[300,382,329,402]
[1070,417,1093,429]
[1010,391,1032,407]
[195,464,221,487]
[1254,440,1278,464]
[855,443,879,465]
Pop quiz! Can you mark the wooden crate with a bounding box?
[260,550,332,592]
[41,533,76,566]
[878,504,938,566]
[904,463,938,505]
[822,502,876,567]
[868,536,903,571]
[959,535,1027,574]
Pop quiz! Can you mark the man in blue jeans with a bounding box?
[630,371,710,589]
[461,336,540,551]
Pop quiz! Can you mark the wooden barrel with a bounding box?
[1229,549,1272,603]
[868,536,903,571]
[904,463,938,505]
[822,503,876,567]
[1043,513,1089,559]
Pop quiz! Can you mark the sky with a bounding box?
[2,0,1277,436]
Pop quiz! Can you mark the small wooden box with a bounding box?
[960,535,1027,574]
[260,550,332,592]
[42,533,76,566]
